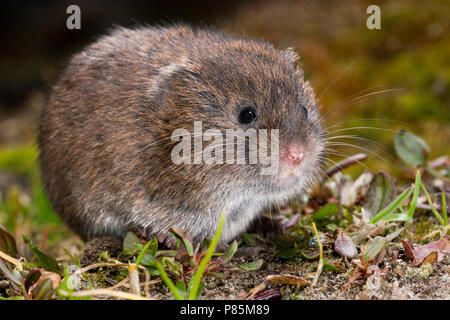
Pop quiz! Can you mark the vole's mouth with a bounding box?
[272,163,304,184]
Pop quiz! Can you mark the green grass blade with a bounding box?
[155,262,184,300]
[135,239,154,269]
[188,212,225,300]
[408,170,421,220]
[442,190,448,226]
[369,187,413,224]
[442,190,447,226]
[420,182,445,226]
[380,212,411,222]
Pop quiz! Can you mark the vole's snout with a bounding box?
[283,142,306,166]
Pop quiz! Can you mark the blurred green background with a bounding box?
[0,0,448,251]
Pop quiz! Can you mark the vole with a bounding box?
[38,25,325,246]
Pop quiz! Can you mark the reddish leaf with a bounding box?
[343,270,364,291]
[0,224,18,257]
[401,240,415,258]
[25,268,42,292]
[402,238,449,266]
[412,238,449,265]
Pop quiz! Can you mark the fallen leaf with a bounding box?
[402,238,449,266]
[412,238,449,265]
[334,233,358,259]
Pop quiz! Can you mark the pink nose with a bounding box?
[285,143,305,164]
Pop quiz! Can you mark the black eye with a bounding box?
[300,105,308,119]
[238,106,258,124]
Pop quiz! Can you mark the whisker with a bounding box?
[318,152,373,175]
[324,141,394,167]
[323,134,394,162]
[325,126,399,135]
[323,88,403,119]
[317,62,355,102]
[323,118,407,132]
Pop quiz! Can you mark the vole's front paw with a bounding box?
[155,233,178,250]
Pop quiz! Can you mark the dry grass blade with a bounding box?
[58,288,152,300]
[0,249,21,266]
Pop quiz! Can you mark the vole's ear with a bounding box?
[283,47,300,64]
[148,59,201,97]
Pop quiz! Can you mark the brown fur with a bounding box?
[38,25,324,244]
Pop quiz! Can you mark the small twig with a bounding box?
[108,277,160,291]
[144,268,151,298]
[77,259,154,298]
[323,153,368,180]
[109,277,129,290]
[76,261,147,275]
[428,155,449,169]
[311,222,323,287]
[76,262,128,274]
